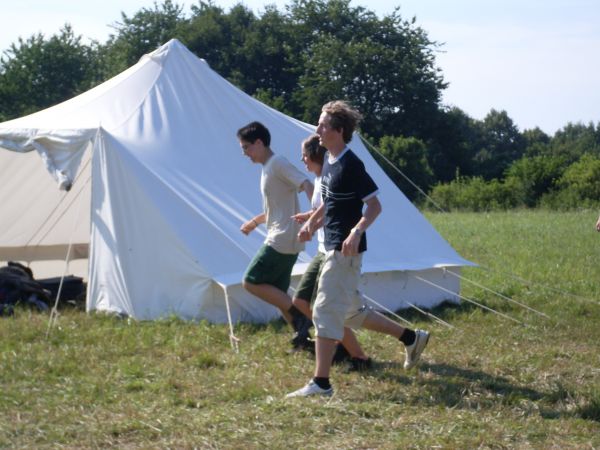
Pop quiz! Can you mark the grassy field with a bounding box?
[1,210,599,449]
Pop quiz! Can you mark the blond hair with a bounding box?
[321,100,363,143]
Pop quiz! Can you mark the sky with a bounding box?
[1,0,599,135]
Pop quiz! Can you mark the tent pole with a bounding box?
[222,286,240,353]
[45,176,90,339]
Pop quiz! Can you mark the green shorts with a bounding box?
[243,244,298,292]
[294,252,325,305]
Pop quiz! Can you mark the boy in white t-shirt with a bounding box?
[237,121,313,339]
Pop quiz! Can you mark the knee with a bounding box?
[242,280,255,293]
[292,297,307,309]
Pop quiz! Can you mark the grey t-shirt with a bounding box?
[261,154,308,254]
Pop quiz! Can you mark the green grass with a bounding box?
[1,210,600,448]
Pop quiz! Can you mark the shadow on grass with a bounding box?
[420,361,544,405]
[360,360,600,422]
[361,359,542,406]
[390,300,483,324]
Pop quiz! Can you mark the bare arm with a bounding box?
[300,179,314,203]
[341,196,382,256]
[292,210,313,224]
[298,203,325,242]
[240,212,266,235]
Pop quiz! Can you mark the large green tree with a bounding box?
[99,0,187,78]
[504,155,567,207]
[426,106,480,182]
[540,153,600,209]
[290,0,446,140]
[0,26,99,121]
[375,135,434,201]
[473,109,526,180]
[183,3,249,85]
[184,0,447,141]
[522,127,550,154]
[549,122,600,161]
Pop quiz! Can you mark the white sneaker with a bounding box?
[286,380,333,398]
[403,329,430,370]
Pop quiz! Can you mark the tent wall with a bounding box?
[0,147,91,263]
[0,39,472,322]
[355,267,461,311]
[202,267,461,324]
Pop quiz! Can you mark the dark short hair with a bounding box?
[302,134,326,166]
[237,121,271,147]
[322,100,362,143]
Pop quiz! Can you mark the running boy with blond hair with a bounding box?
[287,101,429,398]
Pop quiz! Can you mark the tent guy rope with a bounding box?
[359,137,584,317]
[362,293,455,329]
[1,39,469,323]
[478,265,600,306]
[32,174,91,248]
[26,157,91,248]
[444,268,550,319]
[361,294,415,327]
[414,275,524,325]
[360,137,446,213]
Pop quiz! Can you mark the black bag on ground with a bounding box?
[0,262,51,316]
[37,276,86,304]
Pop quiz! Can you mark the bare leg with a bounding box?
[292,297,312,319]
[361,310,405,338]
[293,297,368,359]
[341,327,368,359]
[243,281,294,324]
[314,336,337,378]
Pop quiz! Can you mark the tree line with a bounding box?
[1,0,599,210]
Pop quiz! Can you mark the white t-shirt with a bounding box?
[312,176,326,254]
[261,154,308,254]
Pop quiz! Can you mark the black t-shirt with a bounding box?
[320,149,379,252]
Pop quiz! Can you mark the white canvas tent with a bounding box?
[0,39,473,323]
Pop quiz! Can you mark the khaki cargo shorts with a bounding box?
[312,250,371,341]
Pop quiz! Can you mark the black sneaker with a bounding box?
[297,314,314,336]
[290,307,310,334]
[348,357,373,372]
[290,330,315,353]
[332,343,351,364]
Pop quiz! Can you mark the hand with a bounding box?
[291,211,311,224]
[341,231,360,256]
[241,219,258,235]
[596,216,600,232]
[298,223,313,242]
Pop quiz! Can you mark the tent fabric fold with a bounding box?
[0,39,474,322]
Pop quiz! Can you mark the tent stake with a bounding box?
[222,287,240,353]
